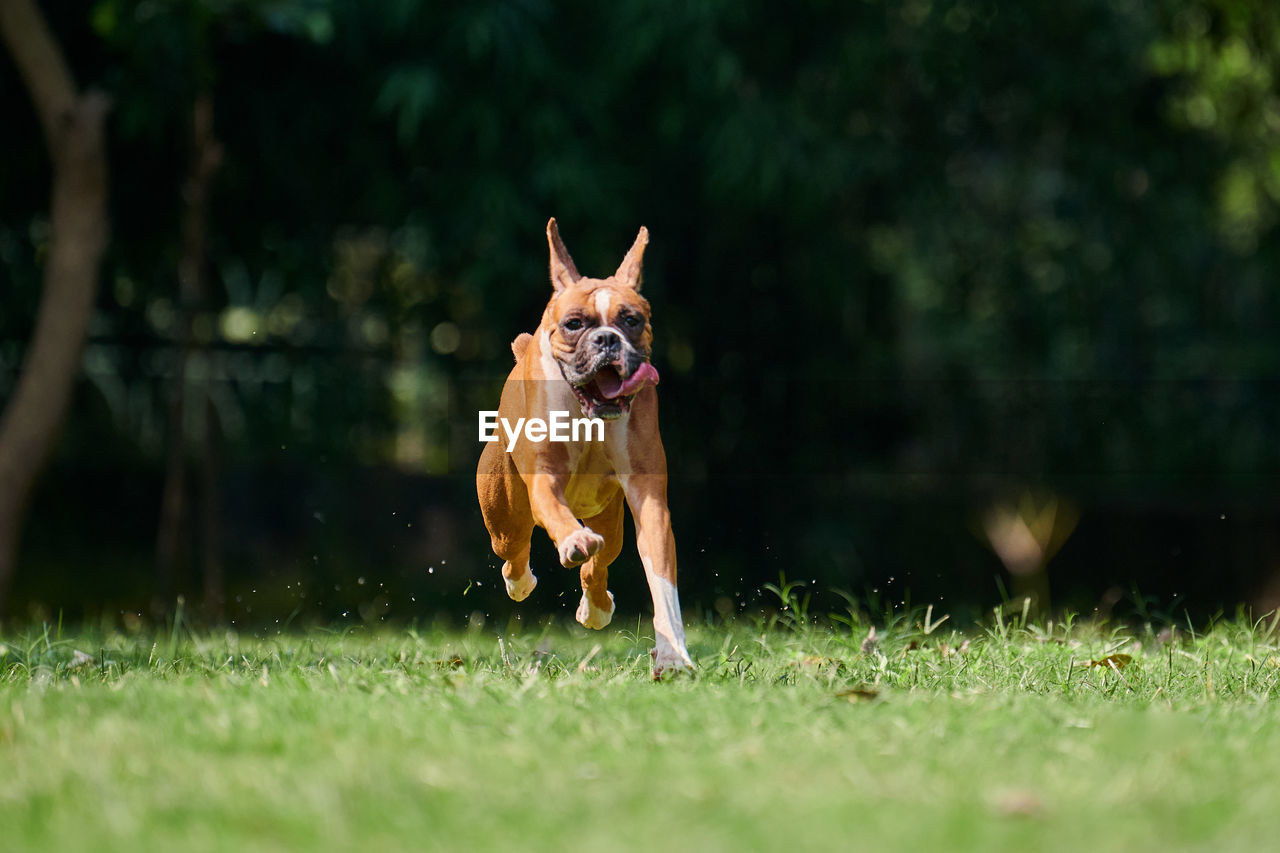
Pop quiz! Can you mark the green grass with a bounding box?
[3,609,1280,852]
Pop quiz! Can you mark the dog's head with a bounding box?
[541,218,660,420]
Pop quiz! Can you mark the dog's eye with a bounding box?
[563,318,584,332]
[622,315,642,329]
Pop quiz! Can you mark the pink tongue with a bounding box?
[597,362,660,399]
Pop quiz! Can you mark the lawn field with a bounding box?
[3,610,1280,852]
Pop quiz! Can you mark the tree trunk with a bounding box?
[200,394,225,621]
[155,94,223,618]
[153,360,189,613]
[0,0,110,616]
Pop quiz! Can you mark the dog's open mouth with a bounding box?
[571,361,660,420]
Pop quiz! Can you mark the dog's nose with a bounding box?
[589,328,622,354]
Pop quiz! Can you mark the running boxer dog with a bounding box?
[476,218,693,675]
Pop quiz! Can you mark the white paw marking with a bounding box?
[576,590,615,629]
[651,635,694,677]
[643,565,693,676]
[503,566,536,602]
[558,527,604,567]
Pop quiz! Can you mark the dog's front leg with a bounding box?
[626,475,693,676]
[528,472,603,567]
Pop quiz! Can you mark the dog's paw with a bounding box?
[503,565,537,602]
[557,527,604,568]
[650,638,694,680]
[576,590,615,629]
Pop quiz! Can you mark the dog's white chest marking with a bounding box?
[605,419,630,481]
[536,328,576,413]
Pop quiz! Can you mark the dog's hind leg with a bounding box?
[575,491,625,629]
[477,444,537,601]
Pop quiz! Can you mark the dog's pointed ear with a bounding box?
[547,218,581,293]
[614,226,649,291]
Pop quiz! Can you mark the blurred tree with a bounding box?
[0,0,110,615]
[1150,1,1280,253]
[1,0,1278,620]
[154,93,223,618]
[88,0,340,617]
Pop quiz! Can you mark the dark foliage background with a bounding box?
[3,0,1279,627]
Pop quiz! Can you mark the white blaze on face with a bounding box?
[594,289,612,322]
[642,556,693,670]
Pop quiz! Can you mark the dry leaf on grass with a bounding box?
[576,644,602,673]
[835,687,880,702]
[936,639,972,658]
[1076,653,1133,670]
[787,655,845,673]
[991,788,1045,818]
